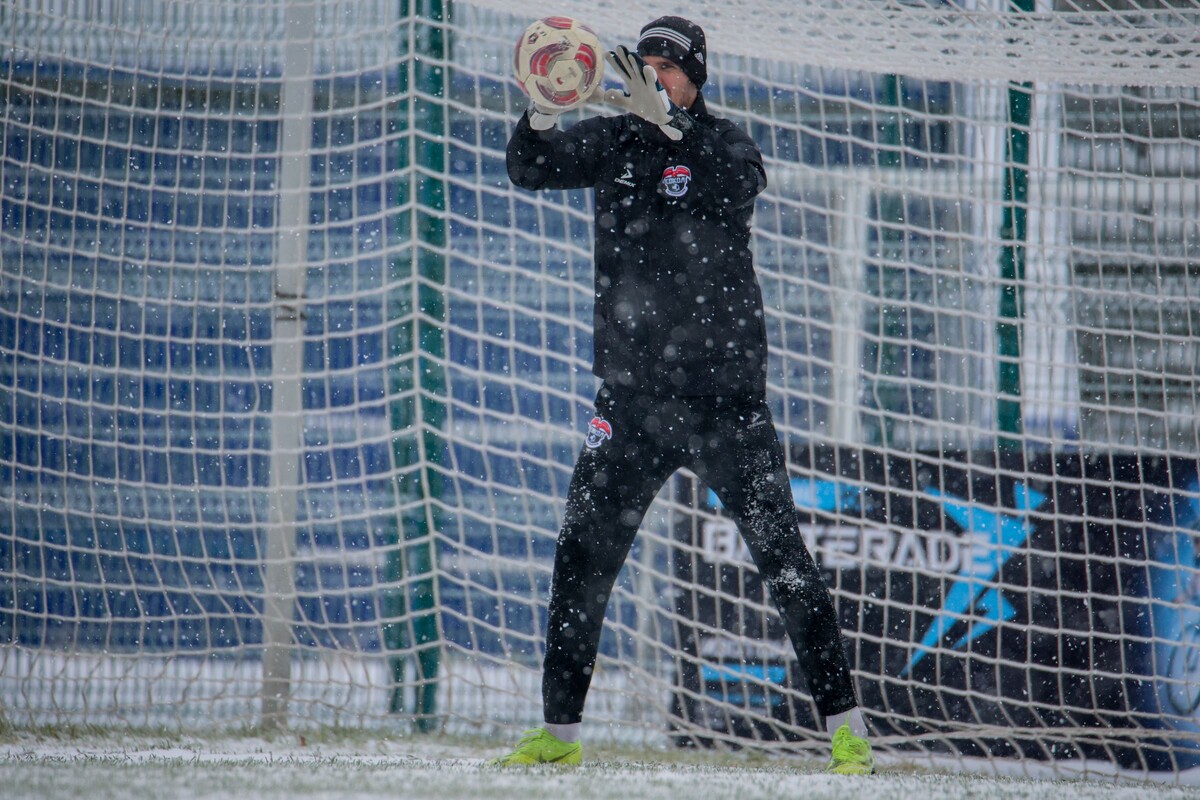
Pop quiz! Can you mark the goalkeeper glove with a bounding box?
[525,87,605,131]
[602,45,688,142]
[526,105,560,131]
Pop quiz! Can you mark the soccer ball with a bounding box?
[513,17,604,112]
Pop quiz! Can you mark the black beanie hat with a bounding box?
[636,16,707,88]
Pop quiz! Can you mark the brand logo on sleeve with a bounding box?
[615,166,635,187]
[585,416,613,448]
[661,165,691,197]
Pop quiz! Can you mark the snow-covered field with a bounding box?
[4,732,1198,800]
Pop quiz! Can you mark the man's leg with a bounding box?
[542,392,676,724]
[691,399,859,720]
[490,388,676,767]
[691,399,874,773]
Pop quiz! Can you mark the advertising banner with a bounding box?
[667,447,1200,770]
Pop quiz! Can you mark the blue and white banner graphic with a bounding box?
[671,448,1200,771]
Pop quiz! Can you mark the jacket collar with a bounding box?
[685,91,709,119]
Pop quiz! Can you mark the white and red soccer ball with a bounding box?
[513,17,604,112]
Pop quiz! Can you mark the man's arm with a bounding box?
[506,112,611,192]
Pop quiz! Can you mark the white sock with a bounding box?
[825,707,868,738]
[544,722,581,743]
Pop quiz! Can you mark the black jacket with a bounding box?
[506,94,769,397]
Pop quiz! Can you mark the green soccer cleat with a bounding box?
[488,728,582,767]
[827,723,875,775]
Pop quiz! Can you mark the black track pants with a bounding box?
[542,384,859,724]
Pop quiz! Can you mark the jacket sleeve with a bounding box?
[506,111,612,191]
[671,116,766,212]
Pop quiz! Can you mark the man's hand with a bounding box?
[602,45,683,142]
[525,80,606,131]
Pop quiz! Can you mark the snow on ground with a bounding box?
[3,732,1198,800]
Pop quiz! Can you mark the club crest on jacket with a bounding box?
[661,165,691,197]
[585,416,613,448]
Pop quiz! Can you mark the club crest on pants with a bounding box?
[585,416,613,448]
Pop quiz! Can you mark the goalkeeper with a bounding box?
[494,16,875,775]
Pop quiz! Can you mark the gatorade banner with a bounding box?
[668,448,1200,770]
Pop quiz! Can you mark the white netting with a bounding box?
[2,0,1199,783]
[469,0,1200,87]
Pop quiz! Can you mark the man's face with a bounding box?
[642,55,698,111]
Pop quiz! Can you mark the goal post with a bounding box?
[2,0,1200,782]
[383,0,449,734]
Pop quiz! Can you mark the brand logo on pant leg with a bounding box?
[585,416,613,448]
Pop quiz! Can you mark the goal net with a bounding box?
[2,0,1199,780]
